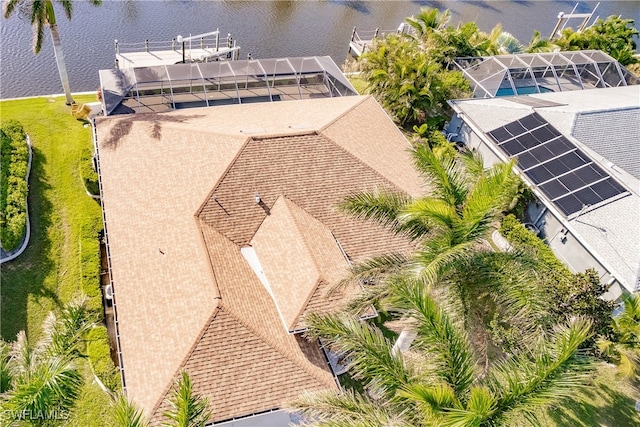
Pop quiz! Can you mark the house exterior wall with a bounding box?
[460,122,502,167]
[461,124,624,301]
[530,202,621,300]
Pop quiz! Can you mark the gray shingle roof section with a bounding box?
[449,85,640,293]
[570,195,639,292]
[572,108,640,180]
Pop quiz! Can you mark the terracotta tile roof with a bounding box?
[95,95,424,424]
[250,196,352,332]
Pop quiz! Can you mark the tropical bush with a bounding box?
[0,120,29,252]
[0,299,94,424]
[555,16,639,66]
[358,15,471,129]
[499,214,571,277]
[86,326,120,392]
[527,15,639,66]
[598,294,640,381]
[499,214,615,349]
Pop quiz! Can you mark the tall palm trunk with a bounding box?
[49,22,73,105]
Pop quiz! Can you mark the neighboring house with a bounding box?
[447,85,640,300]
[454,50,639,99]
[94,91,423,424]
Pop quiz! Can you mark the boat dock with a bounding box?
[348,24,410,57]
[115,30,241,69]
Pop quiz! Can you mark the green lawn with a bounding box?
[0,95,113,425]
[0,95,102,340]
[541,364,640,426]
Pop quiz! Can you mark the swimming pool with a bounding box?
[496,86,554,96]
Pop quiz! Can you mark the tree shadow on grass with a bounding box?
[546,378,640,426]
[1,146,60,341]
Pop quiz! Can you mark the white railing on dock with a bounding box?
[114,30,240,68]
[348,24,410,57]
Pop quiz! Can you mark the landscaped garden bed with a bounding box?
[0,120,30,254]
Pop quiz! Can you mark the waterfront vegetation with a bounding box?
[352,8,639,133]
[0,121,29,252]
[0,95,114,425]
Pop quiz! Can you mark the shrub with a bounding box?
[80,145,99,196]
[499,214,572,277]
[500,214,615,350]
[86,326,121,392]
[0,120,29,252]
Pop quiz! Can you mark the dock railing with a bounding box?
[115,34,227,55]
[349,24,411,56]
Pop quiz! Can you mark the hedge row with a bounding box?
[86,326,121,392]
[0,121,29,252]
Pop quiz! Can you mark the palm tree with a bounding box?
[340,145,520,305]
[162,371,211,427]
[597,294,640,381]
[406,7,451,39]
[0,299,94,426]
[289,279,594,426]
[112,393,149,427]
[3,0,102,105]
[526,30,558,53]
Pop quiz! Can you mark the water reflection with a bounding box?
[0,0,635,99]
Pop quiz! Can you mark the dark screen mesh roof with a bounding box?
[99,56,357,115]
[488,113,628,216]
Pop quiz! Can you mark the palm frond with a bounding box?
[287,389,411,427]
[340,190,408,228]
[390,281,477,396]
[58,0,74,21]
[437,386,497,427]
[398,382,458,416]
[162,371,211,427]
[112,393,149,427]
[486,317,594,422]
[413,238,478,286]
[304,313,410,398]
[30,1,47,54]
[401,197,457,231]
[39,297,94,359]
[3,0,20,18]
[0,341,12,394]
[8,331,35,381]
[411,143,468,208]
[4,355,83,416]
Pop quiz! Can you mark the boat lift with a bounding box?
[550,2,600,40]
[115,29,241,69]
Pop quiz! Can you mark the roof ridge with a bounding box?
[221,303,335,389]
[194,136,252,218]
[148,305,223,419]
[318,132,408,198]
[279,197,336,329]
[318,95,371,133]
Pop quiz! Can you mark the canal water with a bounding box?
[1,1,638,99]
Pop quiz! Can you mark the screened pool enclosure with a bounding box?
[99,56,357,115]
[455,50,639,98]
